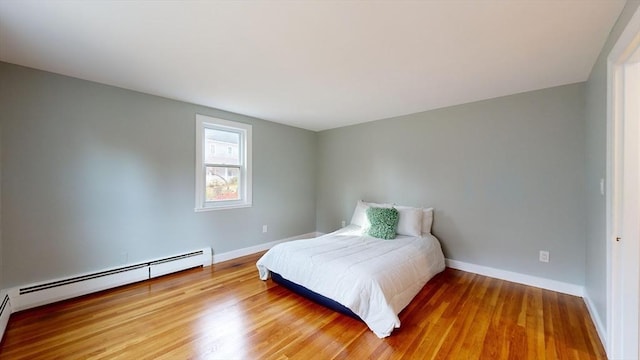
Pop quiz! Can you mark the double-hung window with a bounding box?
[195,114,252,211]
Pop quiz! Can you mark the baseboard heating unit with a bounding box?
[0,292,11,341]
[8,248,212,312]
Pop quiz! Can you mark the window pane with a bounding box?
[204,128,240,165]
[205,166,240,202]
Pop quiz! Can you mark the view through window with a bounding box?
[195,115,252,210]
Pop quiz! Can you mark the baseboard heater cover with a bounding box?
[0,292,11,341]
[9,248,212,312]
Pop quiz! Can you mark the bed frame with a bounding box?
[271,272,362,321]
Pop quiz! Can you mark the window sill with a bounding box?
[194,203,252,212]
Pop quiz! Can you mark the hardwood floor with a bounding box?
[0,252,606,359]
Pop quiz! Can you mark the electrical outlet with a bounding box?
[262,225,268,233]
[539,250,550,263]
[341,220,346,228]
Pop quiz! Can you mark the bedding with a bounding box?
[422,207,434,234]
[395,205,424,236]
[351,200,432,236]
[366,207,399,239]
[350,200,388,228]
[256,225,445,338]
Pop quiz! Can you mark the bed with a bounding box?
[256,202,446,338]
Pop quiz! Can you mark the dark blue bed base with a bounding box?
[271,272,362,321]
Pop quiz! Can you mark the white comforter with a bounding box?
[256,225,445,338]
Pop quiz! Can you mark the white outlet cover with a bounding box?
[539,251,550,263]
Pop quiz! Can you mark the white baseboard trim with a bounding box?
[583,291,608,353]
[212,232,320,264]
[0,290,11,342]
[445,258,584,297]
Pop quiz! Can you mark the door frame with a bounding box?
[606,6,640,359]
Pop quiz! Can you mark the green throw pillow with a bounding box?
[366,207,399,240]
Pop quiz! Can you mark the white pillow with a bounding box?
[394,206,423,237]
[422,207,434,234]
[350,200,391,229]
[350,200,369,227]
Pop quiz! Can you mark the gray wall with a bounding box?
[584,0,640,330]
[0,62,317,287]
[317,83,586,285]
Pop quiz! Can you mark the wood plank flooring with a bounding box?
[0,252,606,359]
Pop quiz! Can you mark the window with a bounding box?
[195,114,252,211]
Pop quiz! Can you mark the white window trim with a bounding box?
[195,114,252,211]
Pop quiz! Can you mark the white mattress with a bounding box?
[256,225,446,338]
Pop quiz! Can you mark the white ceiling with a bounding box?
[0,1,626,131]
